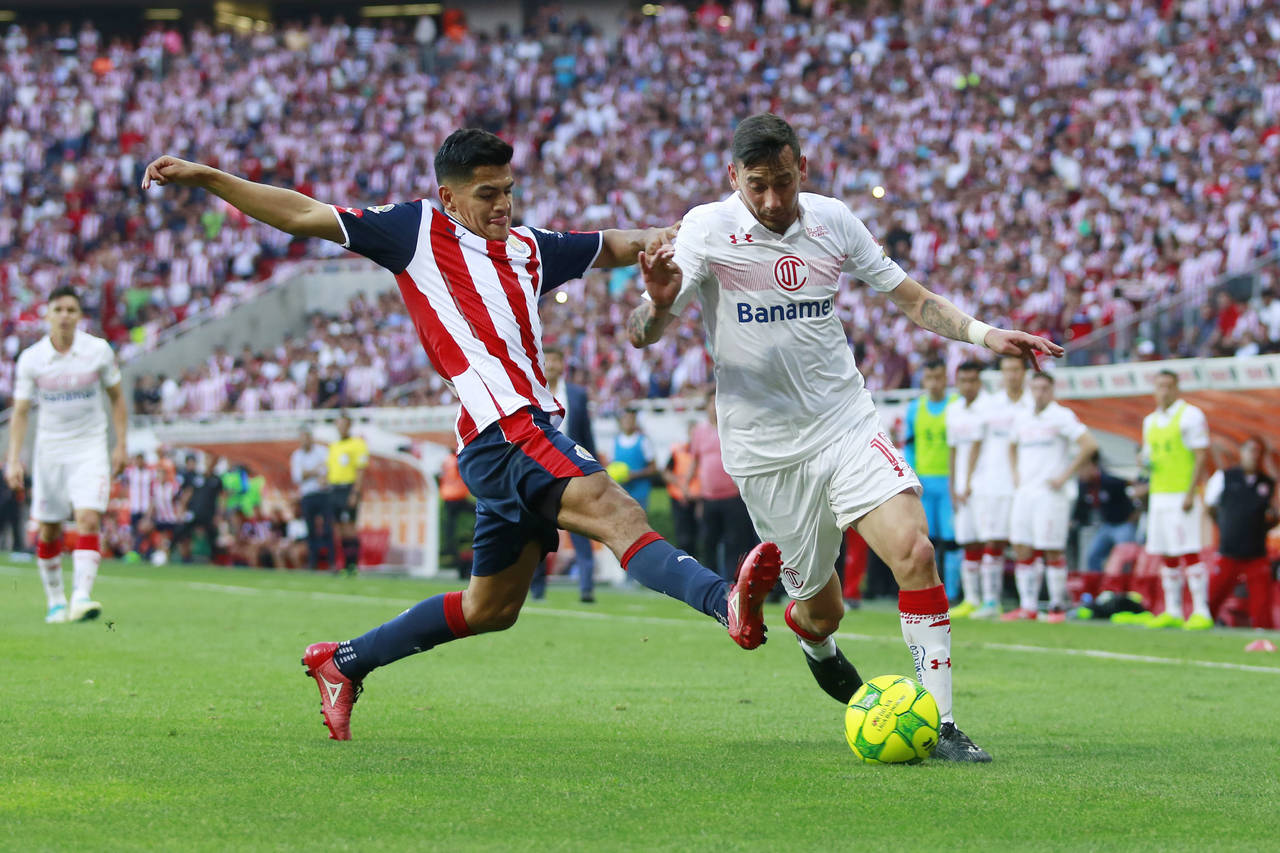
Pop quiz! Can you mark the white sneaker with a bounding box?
[45,602,68,624]
[69,599,102,622]
[969,603,1002,620]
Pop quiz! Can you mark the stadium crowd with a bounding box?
[5,0,1280,413]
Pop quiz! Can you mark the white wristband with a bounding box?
[967,321,994,348]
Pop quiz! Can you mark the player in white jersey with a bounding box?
[1003,372,1098,622]
[630,114,1063,762]
[5,287,128,624]
[946,361,988,618]
[966,355,1034,618]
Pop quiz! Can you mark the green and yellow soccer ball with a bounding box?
[844,675,940,764]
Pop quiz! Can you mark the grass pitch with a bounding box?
[2,558,1278,852]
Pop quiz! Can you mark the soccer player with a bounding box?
[946,361,988,617]
[1140,370,1211,629]
[628,114,1062,761]
[902,359,957,597]
[967,355,1034,618]
[142,129,780,741]
[1003,372,1098,622]
[326,413,368,575]
[4,286,128,623]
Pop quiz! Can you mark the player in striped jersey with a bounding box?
[143,129,782,741]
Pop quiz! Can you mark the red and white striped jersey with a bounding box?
[330,201,601,447]
[123,464,155,515]
[152,474,180,524]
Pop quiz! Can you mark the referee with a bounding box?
[327,413,369,575]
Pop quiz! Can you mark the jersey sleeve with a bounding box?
[13,351,35,402]
[1203,470,1225,507]
[1181,405,1210,450]
[1058,408,1087,442]
[837,207,907,292]
[663,208,714,315]
[528,228,603,292]
[99,341,122,389]
[354,439,370,469]
[329,201,423,273]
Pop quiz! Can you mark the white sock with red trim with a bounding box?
[1045,557,1068,610]
[37,540,65,608]
[899,584,953,724]
[1160,565,1184,618]
[72,534,101,602]
[1014,560,1039,612]
[1184,559,1210,619]
[980,548,1002,607]
[960,548,982,607]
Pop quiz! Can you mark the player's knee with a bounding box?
[895,533,937,587]
[807,611,843,638]
[467,598,522,633]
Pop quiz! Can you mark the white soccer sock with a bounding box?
[960,558,981,606]
[38,555,65,608]
[1185,561,1210,619]
[1046,561,1069,610]
[1014,561,1038,612]
[72,546,101,602]
[980,552,1002,606]
[798,634,838,662]
[1160,566,1184,619]
[899,585,954,724]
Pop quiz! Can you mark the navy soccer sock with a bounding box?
[621,533,729,625]
[334,590,472,681]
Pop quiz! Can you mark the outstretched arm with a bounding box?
[887,276,1065,362]
[627,244,682,348]
[142,155,344,243]
[595,225,679,269]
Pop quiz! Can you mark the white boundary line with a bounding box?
[4,566,1278,675]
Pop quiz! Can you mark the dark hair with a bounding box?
[543,345,564,359]
[1156,369,1178,383]
[956,360,984,374]
[731,113,802,168]
[48,285,81,308]
[1032,370,1055,384]
[923,358,946,372]
[1088,449,1102,465]
[434,128,514,185]
[999,354,1027,368]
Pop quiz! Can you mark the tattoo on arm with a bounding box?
[917,294,974,343]
[627,302,662,348]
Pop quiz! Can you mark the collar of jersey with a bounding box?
[731,191,808,241]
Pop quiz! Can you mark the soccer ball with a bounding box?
[844,675,940,764]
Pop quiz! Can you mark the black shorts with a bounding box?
[330,485,359,524]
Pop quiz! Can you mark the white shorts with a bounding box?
[972,493,1014,543]
[1145,492,1203,557]
[953,497,980,545]
[31,443,110,522]
[734,413,922,601]
[1008,486,1071,551]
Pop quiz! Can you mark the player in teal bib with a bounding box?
[903,361,959,596]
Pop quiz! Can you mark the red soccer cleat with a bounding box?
[302,642,362,741]
[1000,608,1039,622]
[727,542,782,650]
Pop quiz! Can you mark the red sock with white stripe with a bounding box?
[980,547,1003,606]
[784,601,838,661]
[960,547,982,607]
[72,534,101,602]
[37,539,65,608]
[899,584,953,724]
[1045,556,1068,610]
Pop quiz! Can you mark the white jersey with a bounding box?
[667,192,906,475]
[971,390,1034,496]
[1010,402,1087,492]
[945,393,987,488]
[14,330,121,447]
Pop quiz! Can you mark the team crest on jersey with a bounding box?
[573,444,595,462]
[506,236,530,257]
[774,255,808,291]
[368,204,395,214]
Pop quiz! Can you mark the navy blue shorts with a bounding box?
[457,407,603,576]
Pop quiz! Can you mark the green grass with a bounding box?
[2,558,1278,852]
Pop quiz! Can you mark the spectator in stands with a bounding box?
[687,390,758,582]
[1073,451,1139,574]
[1206,437,1276,629]
[290,426,332,569]
[663,422,700,557]
[544,346,598,602]
[612,408,657,512]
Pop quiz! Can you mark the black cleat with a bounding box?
[934,722,992,762]
[804,646,864,704]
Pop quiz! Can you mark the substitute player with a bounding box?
[5,286,128,623]
[327,413,368,575]
[1141,370,1211,629]
[946,361,988,617]
[1004,372,1098,622]
[967,355,1033,618]
[902,359,958,598]
[630,114,1063,762]
[143,130,781,741]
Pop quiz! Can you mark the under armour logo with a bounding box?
[929,658,951,670]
